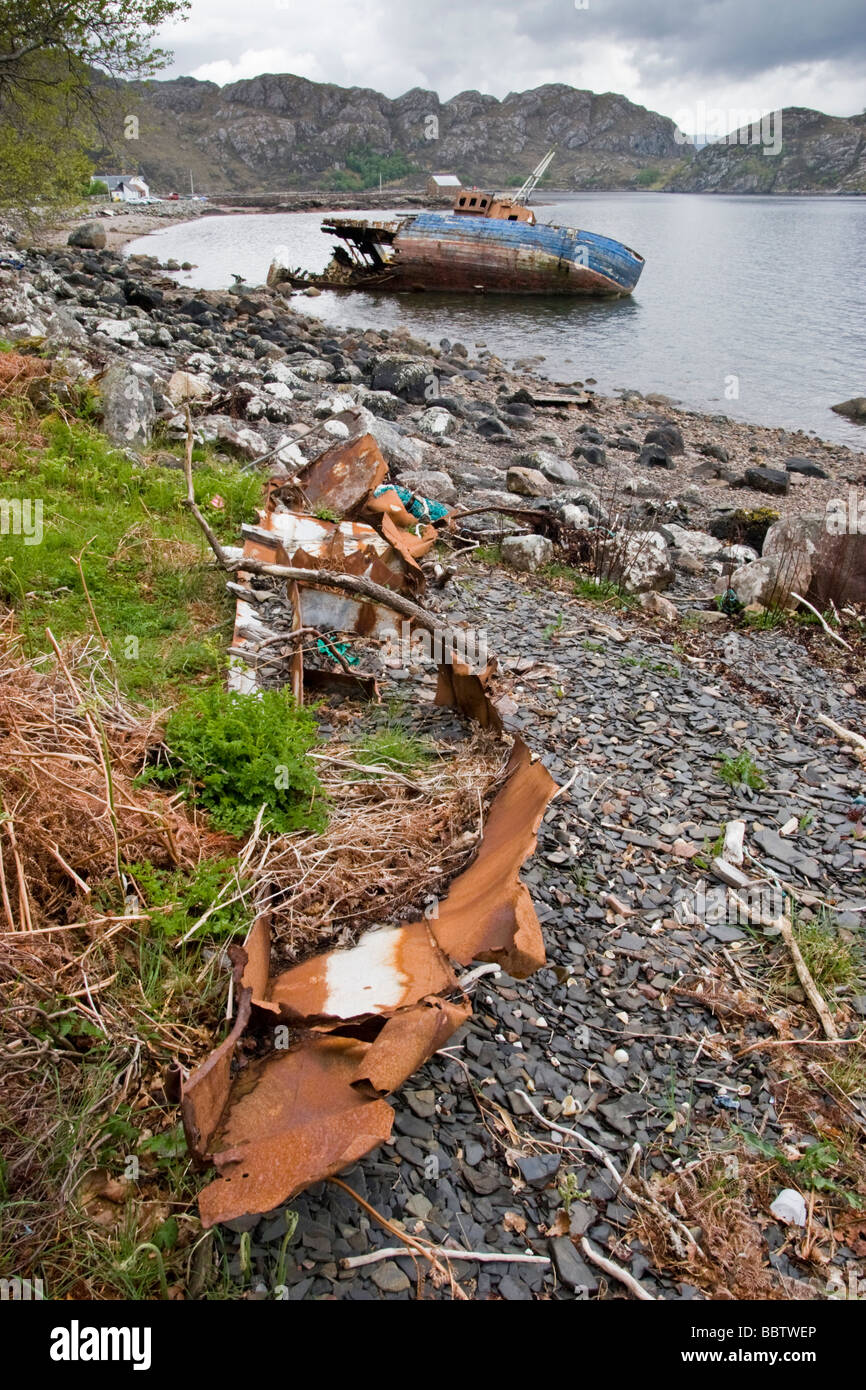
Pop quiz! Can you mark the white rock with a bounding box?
[659,523,723,558]
[94,318,140,345]
[723,819,746,865]
[719,543,759,566]
[417,405,457,437]
[561,504,593,530]
[263,380,295,403]
[770,1189,807,1226]
[604,530,674,593]
[167,370,212,405]
[323,419,350,439]
[638,591,678,622]
[501,534,554,572]
[262,363,302,388]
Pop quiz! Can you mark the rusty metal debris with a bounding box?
[183,420,558,1227]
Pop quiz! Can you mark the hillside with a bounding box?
[666,107,866,193]
[99,74,688,193]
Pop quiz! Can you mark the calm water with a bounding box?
[127,194,866,446]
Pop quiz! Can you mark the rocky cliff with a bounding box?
[106,74,688,193]
[666,107,866,194]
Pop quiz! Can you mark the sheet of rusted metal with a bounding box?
[293,432,388,516]
[183,740,556,1226]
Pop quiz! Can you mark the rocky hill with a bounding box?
[666,107,866,194]
[103,74,688,193]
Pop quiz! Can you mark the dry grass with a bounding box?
[634,1157,809,1300]
[260,728,509,969]
[0,626,233,1284]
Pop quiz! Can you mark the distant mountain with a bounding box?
[102,74,688,193]
[666,108,866,193]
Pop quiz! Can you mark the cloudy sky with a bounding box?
[155,0,865,127]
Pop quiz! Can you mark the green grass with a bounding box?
[717,749,767,791]
[350,723,435,776]
[470,542,503,565]
[792,910,862,996]
[0,416,260,701]
[540,563,636,607]
[124,858,251,942]
[741,1131,863,1207]
[741,607,788,630]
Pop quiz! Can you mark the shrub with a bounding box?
[153,687,326,836]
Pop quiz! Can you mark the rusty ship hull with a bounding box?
[281,210,645,298]
[390,212,644,295]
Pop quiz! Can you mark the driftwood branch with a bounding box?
[580,1237,655,1300]
[790,593,852,651]
[340,1246,550,1270]
[815,712,866,757]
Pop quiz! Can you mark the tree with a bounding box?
[0,1,189,210]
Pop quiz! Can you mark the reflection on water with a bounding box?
[126,193,866,445]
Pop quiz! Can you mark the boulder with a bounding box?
[475,416,514,443]
[573,443,606,467]
[764,511,866,607]
[561,504,593,530]
[370,354,431,403]
[94,318,140,346]
[830,397,866,422]
[215,421,268,461]
[716,551,809,609]
[167,370,212,405]
[658,523,722,559]
[416,405,457,438]
[744,466,789,496]
[645,423,684,455]
[638,591,678,622]
[501,534,554,572]
[638,443,674,469]
[718,543,759,566]
[514,449,579,486]
[98,363,154,448]
[784,455,828,479]
[398,470,458,507]
[68,222,106,250]
[506,466,553,498]
[603,530,674,593]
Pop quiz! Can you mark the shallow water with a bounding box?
[126,192,866,446]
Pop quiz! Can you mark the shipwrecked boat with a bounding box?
[269,150,645,298]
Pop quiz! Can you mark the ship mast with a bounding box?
[514,147,556,205]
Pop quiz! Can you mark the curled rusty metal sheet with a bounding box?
[183,741,555,1227]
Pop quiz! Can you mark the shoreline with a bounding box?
[14,203,866,462]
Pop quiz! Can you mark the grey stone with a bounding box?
[549,1237,600,1293]
[371,1260,412,1293]
[501,534,554,572]
[745,466,789,496]
[68,222,106,250]
[99,363,154,448]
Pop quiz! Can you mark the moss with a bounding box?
[709,507,780,551]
